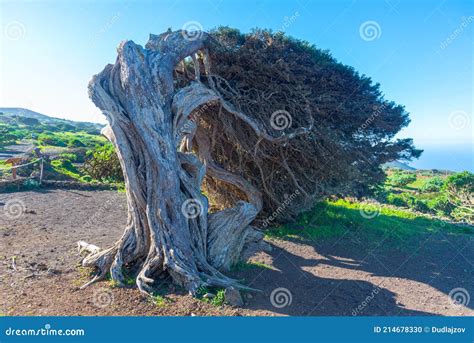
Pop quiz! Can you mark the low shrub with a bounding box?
[409,198,430,213]
[67,138,86,148]
[38,133,67,147]
[58,153,77,162]
[23,179,41,189]
[386,193,407,207]
[388,172,417,187]
[443,171,474,223]
[420,177,444,192]
[426,195,453,216]
[82,143,123,183]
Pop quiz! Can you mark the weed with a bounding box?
[196,286,226,306]
[231,261,273,272]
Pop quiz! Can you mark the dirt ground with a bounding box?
[1,189,473,316]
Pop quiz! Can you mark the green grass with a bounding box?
[231,261,273,272]
[38,131,107,149]
[196,286,226,306]
[405,176,427,190]
[105,269,136,288]
[416,191,443,200]
[150,294,170,307]
[50,159,83,180]
[107,277,135,288]
[72,266,95,288]
[116,183,126,193]
[265,199,472,247]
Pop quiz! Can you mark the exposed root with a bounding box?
[77,241,100,255]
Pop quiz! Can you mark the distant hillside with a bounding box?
[0,107,103,133]
[383,161,416,171]
[0,107,109,161]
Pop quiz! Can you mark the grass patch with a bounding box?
[405,177,425,190]
[116,183,126,193]
[105,270,136,288]
[38,131,107,149]
[72,266,94,288]
[196,286,226,306]
[50,159,82,180]
[231,261,273,272]
[150,294,171,307]
[265,199,472,247]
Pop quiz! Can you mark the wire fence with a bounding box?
[0,158,44,184]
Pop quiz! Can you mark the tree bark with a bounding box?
[83,31,266,294]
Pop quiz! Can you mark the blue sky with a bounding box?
[1,0,473,154]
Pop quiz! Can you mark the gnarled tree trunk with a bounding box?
[82,31,266,294]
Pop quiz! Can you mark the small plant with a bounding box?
[196,286,226,306]
[150,293,172,307]
[152,295,166,306]
[106,269,136,288]
[107,280,121,288]
[210,289,226,306]
[22,179,40,189]
[72,266,95,288]
[122,272,136,287]
[116,183,126,193]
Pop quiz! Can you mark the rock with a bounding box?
[46,268,61,276]
[224,287,243,307]
[37,263,48,271]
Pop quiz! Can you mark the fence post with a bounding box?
[39,158,44,184]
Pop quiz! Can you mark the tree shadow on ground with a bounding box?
[232,206,473,315]
[231,245,433,316]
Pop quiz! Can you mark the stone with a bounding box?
[224,286,243,307]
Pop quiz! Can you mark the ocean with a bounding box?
[409,143,473,172]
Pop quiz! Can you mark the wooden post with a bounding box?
[39,158,44,184]
[6,157,23,180]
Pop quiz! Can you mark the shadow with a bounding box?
[0,182,116,195]
[63,190,93,197]
[233,207,473,315]
[0,186,55,195]
[231,245,435,316]
[312,228,473,311]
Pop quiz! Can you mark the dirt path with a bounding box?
[1,190,472,316]
[0,142,35,160]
